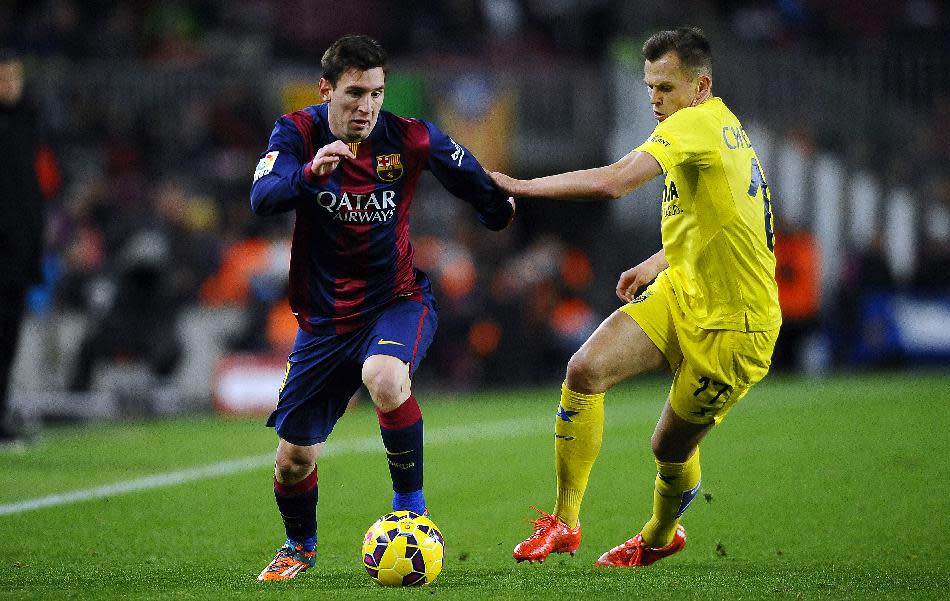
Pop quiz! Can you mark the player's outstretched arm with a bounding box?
[616,248,668,302]
[422,121,515,231]
[490,150,663,201]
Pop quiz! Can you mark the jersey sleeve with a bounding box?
[634,108,716,173]
[422,121,513,231]
[250,116,329,215]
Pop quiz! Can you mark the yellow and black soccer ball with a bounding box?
[361,510,444,586]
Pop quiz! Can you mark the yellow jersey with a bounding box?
[634,96,781,332]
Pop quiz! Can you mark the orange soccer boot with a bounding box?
[595,524,686,567]
[513,507,581,563]
[257,541,316,581]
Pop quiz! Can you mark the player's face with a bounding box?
[320,67,385,142]
[643,52,707,122]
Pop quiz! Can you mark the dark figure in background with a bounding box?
[0,50,50,445]
[67,230,183,396]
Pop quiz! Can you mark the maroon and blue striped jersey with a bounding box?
[250,103,513,335]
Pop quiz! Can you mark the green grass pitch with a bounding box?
[1,372,948,600]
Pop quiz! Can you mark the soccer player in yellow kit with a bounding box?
[490,26,781,567]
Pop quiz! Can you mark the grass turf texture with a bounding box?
[1,372,948,600]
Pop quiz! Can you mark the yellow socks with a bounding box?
[641,449,702,547]
[553,384,605,528]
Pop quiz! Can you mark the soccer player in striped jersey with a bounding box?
[491,27,780,567]
[252,34,514,581]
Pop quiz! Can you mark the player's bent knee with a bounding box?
[565,349,607,393]
[362,359,409,412]
[275,463,308,484]
[275,454,315,484]
[369,382,409,413]
[362,368,401,406]
[275,440,320,483]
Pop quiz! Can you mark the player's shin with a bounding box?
[274,466,318,551]
[378,395,426,514]
[553,384,605,528]
[641,449,701,547]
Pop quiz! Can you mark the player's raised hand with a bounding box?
[310,140,356,176]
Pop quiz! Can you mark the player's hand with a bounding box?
[616,260,661,303]
[489,171,524,197]
[505,196,516,228]
[310,140,355,177]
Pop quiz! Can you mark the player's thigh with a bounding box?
[362,299,437,371]
[616,272,683,372]
[669,326,779,425]
[359,298,437,394]
[569,272,681,392]
[567,310,666,392]
[267,329,363,446]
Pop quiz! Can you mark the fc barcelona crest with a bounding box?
[376,153,404,182]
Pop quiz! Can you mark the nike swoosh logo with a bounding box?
[555,434,576,441]
[377,339,405,346]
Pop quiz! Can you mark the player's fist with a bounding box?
[310,140,356,177]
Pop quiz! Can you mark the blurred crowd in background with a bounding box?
[1,0,948,415]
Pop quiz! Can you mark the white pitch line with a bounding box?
[0,453,274,517]
[0,414,556,517]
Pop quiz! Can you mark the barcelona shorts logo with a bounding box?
[376,153,404,182]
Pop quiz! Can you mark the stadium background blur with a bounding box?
[3,0,948,423]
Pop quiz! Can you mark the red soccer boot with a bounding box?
[595,524,686,567]
[513,507,581,563]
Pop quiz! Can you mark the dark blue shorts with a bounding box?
[266,298,438,446]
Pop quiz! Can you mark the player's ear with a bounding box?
[698,74,711,96]
[318,78,333,103]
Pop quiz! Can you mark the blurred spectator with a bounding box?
[772,227,821,371]
[912,175,950,293]
[0,48,58,444]
[836,229,897,365]
[67,229,184,393]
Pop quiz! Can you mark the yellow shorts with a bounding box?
[618,271,778,425]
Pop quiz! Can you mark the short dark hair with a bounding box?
[0,46,22,63]
[321,35,387,86]
[642,27,712,77]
